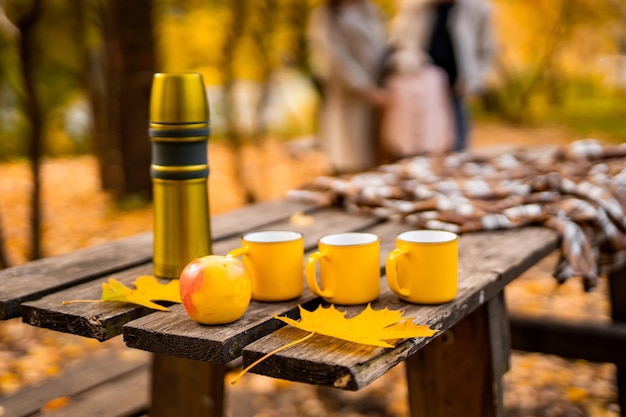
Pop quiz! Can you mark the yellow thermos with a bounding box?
[149,73,212,279]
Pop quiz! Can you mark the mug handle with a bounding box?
[305,251,333,298]
[227,247,254,282]
[385,247,411,298]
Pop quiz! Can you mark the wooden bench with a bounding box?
[509,266,626,411]
[0,350,150,417]
[0,199,314,417]
[1,198,624,417]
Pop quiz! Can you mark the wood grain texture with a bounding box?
[18,228,253,341]
[0,199,318,320]
[0,349,149,417]
[39,368,149,417]
[123,209,381,362]
[0,232,153,320]
[124,296,323,364]
[8,197,565,417]
[20,207,377,341]
[218,206,382,255]
[210,199,318,240]
[241,226,559,390]
[406,302,499,417]
[150,354,225,417]
[239,279,496,390]
[18,232,255,341]
[21,263,156,341]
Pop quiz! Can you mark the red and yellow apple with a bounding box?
[179,255,251,325]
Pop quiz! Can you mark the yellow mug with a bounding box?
[306,232,380,305]
[385,230,458,304]
[227,230,304,302]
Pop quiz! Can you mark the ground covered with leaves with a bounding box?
[0,122,620,416]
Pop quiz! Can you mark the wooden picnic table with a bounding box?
[1,195,607,417]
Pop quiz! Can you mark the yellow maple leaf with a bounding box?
[231,304,438,384]
[62,276,181,311]
[101,276,181,311]
[278,304,437,348]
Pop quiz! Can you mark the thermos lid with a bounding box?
[149,73,209,124]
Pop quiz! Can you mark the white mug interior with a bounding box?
[320,232,378,246]
[398,230,458,243]
[244,230,302,243]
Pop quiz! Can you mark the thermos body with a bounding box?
[149,73,212,279]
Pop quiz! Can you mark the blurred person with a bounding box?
[307,0,389,175]
[379,42,454,160]
[389,0,497,151]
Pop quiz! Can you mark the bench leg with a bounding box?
[609,267,626,417]
[149,354,226,417]
[406,293,510,417]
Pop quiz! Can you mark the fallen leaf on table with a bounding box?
[62,276,181,311]
[230,304,438,384]
[278,304,438,348]
[42,396,71,411]
[288,211,314,227]
[132,275,182,304]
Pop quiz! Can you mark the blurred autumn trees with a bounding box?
[2,0,155,260]
[0,0,624,262]
[486,0,626,123]
[81,0,155,200]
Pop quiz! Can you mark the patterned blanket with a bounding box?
[289,139,626,290]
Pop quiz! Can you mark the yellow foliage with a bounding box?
[157,8,229,77]
[491,0,622,77]
[234,36,265,81]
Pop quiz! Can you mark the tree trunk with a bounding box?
[111,0,154,199]
[291,0,310,73]
[0,212,9,268]
[222,0,255,204]
[76,0,120,194]
[251,0,275,143]
[84,0,155,201]
[15,0,44,260]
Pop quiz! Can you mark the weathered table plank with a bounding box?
[123,210,382,361]
[209,199,318,239]
[0,349,149,417]
[240,227,559,390]
[124,296,322,364]
[0,199,317,321]
[123,223,558,374]
[237,271,499,390]
[3,192,571,417]
[20,208,379,341]
[0,233,153,320]
[42,368,149,417]
[21,263,156,341]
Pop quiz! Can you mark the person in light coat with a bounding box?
[307,0,389,175]
[389,0,497,151]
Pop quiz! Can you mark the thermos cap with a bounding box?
[150,73,209,124]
